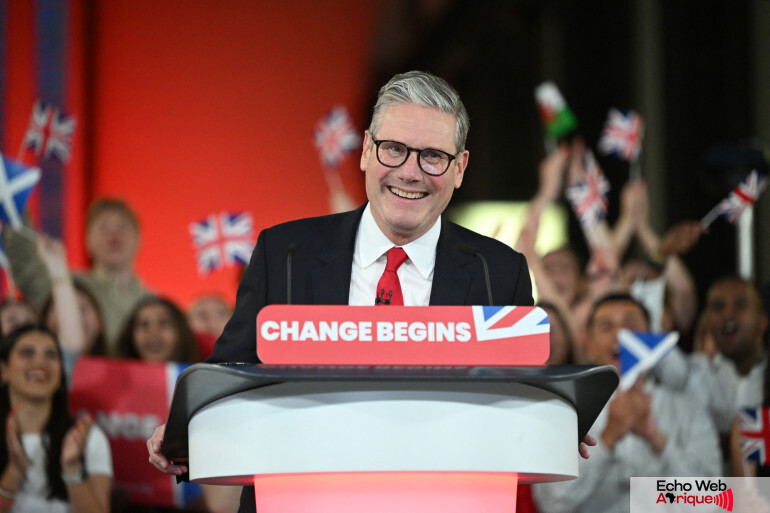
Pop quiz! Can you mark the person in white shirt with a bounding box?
[0,324,112,513]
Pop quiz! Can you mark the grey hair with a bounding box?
[368,70,470,152]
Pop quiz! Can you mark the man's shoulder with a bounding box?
[443,220,523,259]
[263,206,363,237]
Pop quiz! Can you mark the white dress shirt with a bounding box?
[348,204,440,306]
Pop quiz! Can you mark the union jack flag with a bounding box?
[565,149,610,230]
[313,105,361,169]
[597,108,644,162]
[717,170,768,223]
[23,100,77,162]
[471,306,550,341]
[740,406,770,464]
[189,211,255,275]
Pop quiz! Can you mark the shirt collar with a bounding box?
[358,203,440,279]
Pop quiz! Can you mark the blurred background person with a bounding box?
[115,296,200,364]
[3,198,151,354]
[0,324,112,513]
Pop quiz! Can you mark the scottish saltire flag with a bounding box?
[597,108,644,162]
[717,170,768,223]
[189,211,255,275]
[565,149,610,230]
[314,105,361,168]
[740,406,770,464]
[471,306,550,341]
[534,81,578,138]
[69,357,203,508]
[23,100,76,162]
[0,154,41,230]
[617,329,678,391]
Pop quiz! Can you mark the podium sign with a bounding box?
[257,305,550,365]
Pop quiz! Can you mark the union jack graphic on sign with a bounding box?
[740,406,770,465]
[189,211,255,275]
[471,306,550,341]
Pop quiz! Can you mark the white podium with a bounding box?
[162,364,616,512]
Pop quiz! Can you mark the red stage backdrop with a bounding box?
[1,0,374,307]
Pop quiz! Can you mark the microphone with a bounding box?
[286,243,296,305]
[456,243,493,306]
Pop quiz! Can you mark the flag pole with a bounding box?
[629,154,642,181]
[700,205,722,228]
[737,206,754,280]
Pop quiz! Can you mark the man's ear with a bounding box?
[360,130,372,172]
[453,150,469,189]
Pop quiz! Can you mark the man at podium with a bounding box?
[148,70,534,512]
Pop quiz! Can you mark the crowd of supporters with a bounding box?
[0,153,766,513]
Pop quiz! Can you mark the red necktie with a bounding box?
[375,247,408,306]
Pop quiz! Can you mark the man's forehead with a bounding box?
[707,280,755,303]
[89,209,134,226]
[378,104,456,136]
[594,301,647,322]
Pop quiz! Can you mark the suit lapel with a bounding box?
[309,205,365,305]
[429,219,475,306]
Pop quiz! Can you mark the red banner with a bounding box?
[68,357,200,508]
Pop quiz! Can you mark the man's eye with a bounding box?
[384,143,405,154]
[422,150,444,161]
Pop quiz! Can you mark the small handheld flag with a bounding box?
[189,211,255,276]
[739,406,770,465]
[565,149,610,232]
[22,100,76,162]
[597,108,644,163]
[314,105,361,169]
[0,154,41,230]
[701,170,768,227]
[618,329,678,391]
[534,81,578,139]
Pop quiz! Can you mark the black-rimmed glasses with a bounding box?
[371,137,457,176]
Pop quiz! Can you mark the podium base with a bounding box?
[253,472,519,513]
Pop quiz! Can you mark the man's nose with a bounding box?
[398,150,423,180]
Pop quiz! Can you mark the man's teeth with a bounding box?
[722,321,738,334]
[390,187,426,199]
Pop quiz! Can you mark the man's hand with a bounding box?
[579,433,597,459]
[658,221,705,257]
[602,383,650,450]
[536,143,570,203]
[147,424,188,475]
[631,406,667,453]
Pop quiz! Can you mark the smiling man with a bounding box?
[654,276,769,438]
[147,70,535,513]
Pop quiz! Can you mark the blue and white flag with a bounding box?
[0,154,41,230]
[618,329,678,391]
